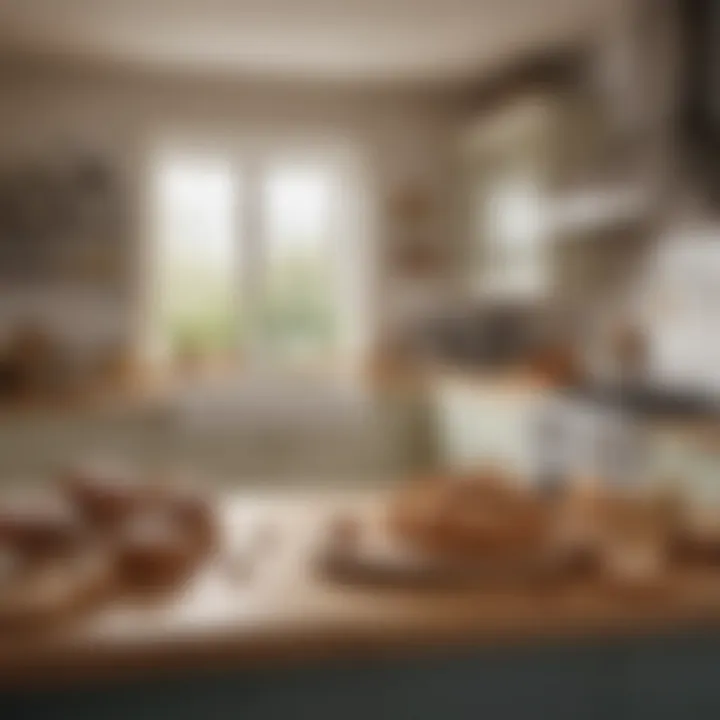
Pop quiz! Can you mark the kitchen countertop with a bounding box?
[4,488,720,690]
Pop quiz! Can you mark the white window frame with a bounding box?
[463,96,554,301]
[136,133,374,377]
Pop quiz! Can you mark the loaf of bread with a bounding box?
[150,485,219,557]
[0,547,114,629]
[388,472,550,561]
[62,461,153,530]
[0,493,86,558]
[115,511,200,589]
[551,485,677,590]
[63,464,218,551]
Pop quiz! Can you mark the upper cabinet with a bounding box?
[461,93,559,302]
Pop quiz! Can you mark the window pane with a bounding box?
[260,164,338,364]
[483,172,548,297]
[153,154,238,361]
[487,174,542,252]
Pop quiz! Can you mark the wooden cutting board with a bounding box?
[316,511,557,590]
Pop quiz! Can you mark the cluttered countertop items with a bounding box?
[0,462,219,631]
[4,467,720,686]
[322,470,720,593]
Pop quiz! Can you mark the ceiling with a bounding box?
[0,0,617,84]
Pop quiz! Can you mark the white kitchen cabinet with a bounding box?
[433,376,550,482]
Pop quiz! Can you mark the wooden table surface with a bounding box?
[4,488,720,689]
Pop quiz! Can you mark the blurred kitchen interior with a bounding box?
[0,0,715,492]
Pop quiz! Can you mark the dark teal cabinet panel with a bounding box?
[2,633,718,720]
[624,634,720,719]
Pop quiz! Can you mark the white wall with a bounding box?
[0,63,467,354]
